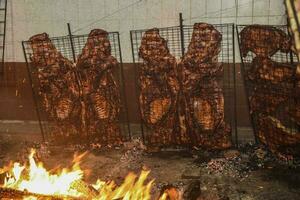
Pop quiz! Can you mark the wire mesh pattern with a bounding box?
[130,23,236,148]
[22,30,130,144]
[237,24,300,156]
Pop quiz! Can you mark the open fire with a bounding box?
[0,149,170,200]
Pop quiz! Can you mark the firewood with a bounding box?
[0,187,82,200]
[70,180,98,199]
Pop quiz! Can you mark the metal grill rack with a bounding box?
[0,0,7,74]
[236,24,300,154]
[22,32,130,144]
[130,23,237,147]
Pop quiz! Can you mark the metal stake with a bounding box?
[179,13,185,57]
[67,23,76,63]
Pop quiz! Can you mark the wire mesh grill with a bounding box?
[237,24,300,155]
[22,31,130,144]
[130,23,236,148]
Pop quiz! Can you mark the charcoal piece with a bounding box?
[240,25,291,57]
[77,29,122,144]
[29,33,81,138]
[138,28,182,146]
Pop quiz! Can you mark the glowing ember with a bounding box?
[0,149,169,200]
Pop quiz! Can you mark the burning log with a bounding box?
[240,24,291,58]
[0,187,83,200]
[180,23,231,149]
[138,28,181,145]
[77,29,123,144]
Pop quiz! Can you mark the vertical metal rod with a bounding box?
[117,33,131,140]
[179,13,185,57]
[22,41,45,142]
[67,23,85,138]
[285,4,295,64]
[130,30,145,143]
[235,0,238,24]
[232,24,238,147]
[267,0,270,25]
[236,25,258,144]
[251,0,254,24]
[220,0,223,24]
[286,17,294,64]
[0,0,8,75]
[67,23,76,63]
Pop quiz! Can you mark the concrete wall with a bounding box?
[5,0,286,62]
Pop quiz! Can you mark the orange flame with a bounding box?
[0,149,171,200]
[3,149,84,197]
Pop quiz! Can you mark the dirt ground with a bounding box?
[0,132,300,200]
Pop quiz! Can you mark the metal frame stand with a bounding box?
[130,14,237,147]
[22,25,131,143]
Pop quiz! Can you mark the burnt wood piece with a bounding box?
[0,179,98,199]
[0,187,82,200]
[76,29,122,145]
[240,24,291,58]
[181,23,231,149]
[29,33,81,138]
[138,28,182,145]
